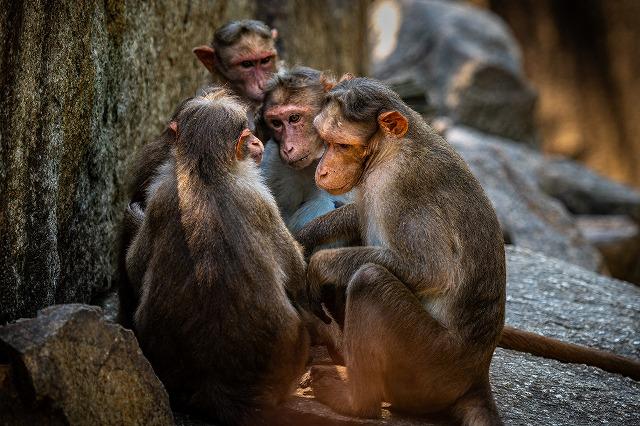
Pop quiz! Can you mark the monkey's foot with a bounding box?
[310,365,381,418]
[310,365,348,406]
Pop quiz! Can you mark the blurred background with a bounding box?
[1,0,639,323]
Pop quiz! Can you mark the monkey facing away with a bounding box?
[257,67,352,234]
[126,88,309,424]
[296,77,640,423]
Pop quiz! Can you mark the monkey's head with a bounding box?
[258,67,329,170]
[313,77,411,195]
[169,87,264,179]
[193,20,278,104]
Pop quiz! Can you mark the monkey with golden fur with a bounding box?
[297,77,640,424]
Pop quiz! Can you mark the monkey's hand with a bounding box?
[295,228,315,261]
[306,252,339,325]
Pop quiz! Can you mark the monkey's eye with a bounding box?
[261,57,271,65]
[241,60,254,68]
[289,114,301,124]
[336,143,350,150]
[271,120,283,129]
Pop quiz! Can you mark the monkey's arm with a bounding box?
[125,219,153,298]
[295,203,359,253]
[306,246,441,323]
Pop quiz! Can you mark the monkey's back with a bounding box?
[134,168,307,421]
[366,128,506,350]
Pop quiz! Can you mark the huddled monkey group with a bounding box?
[118,19,640,425]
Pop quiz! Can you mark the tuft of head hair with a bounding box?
[264,66,324,95]
[172,86,249,179]
[328,77,415,124]
[212,20,274,48]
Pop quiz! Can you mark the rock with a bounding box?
[538,158,640,221]
[369,0,537,144]
[0,304,173,425]
[576,215,640,285]
[495,245,640,425]
[447,125,602,271]
[0,1,369,323]
[503,245,639,359]
[484,0,640,187]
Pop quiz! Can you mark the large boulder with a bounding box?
[0,304,173,425]
[495,245,640,425]
[0,0,369,324]
[484,0,640,188]
[369,0,537,144]
[446,125,602,271]
[576,215,640,285]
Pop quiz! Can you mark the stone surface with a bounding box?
[369,0,537,143]
[503,246,639,358]
[576,215,640,285]
[495,245,640,425]
[0,0,369,323]
[447,125,602,271]
[538,158,640,221]
[0,304,173,425]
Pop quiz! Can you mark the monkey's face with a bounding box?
[224,35,277,103]
[313,103,370,195]
[265,104,324,170]
[235,128,265,165]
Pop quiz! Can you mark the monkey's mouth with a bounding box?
[251,152,263,165]
[321,182,351,195]
[289,154,310,167]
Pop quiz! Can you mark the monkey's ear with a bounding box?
[168,121,178,134]
[339,73,354,83]
[320,73,336,92]
[235,129,252,160]
[378,111,408,138]
[271,28,278,40]
[193,45,216,74]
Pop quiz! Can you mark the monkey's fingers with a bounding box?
[309,289,332,324]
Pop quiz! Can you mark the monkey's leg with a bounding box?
[306,247,426,325]
[312,263,472,420]
[296,203,359,252]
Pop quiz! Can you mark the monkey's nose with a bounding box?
[286,145,294,153]
[318,169,328,178]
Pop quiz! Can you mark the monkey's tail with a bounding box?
[499,325,640,381]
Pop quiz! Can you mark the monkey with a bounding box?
[294,77,640,423]
[125,87,309,424]
[256,67,353,234]
[193,19,279,113]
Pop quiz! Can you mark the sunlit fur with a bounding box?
[125,91,309,424]
[297,77,506,424]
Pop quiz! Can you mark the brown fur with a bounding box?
[298,77,505,424]
[118,22,280,324]
[126,88,309,424]
[256,67,355,236]
[297,78,640,423]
